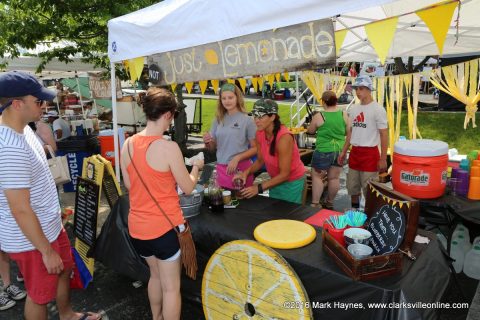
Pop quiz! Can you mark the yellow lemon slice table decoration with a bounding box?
[202,240,312,320]
[254,219,316,249]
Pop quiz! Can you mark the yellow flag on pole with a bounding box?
[364,17,398,64]
[334,29,348,56]
[416,1,458,55]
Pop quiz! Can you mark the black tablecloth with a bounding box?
[94,195,451,320]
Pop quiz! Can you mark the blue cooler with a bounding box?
[56,136,99,192]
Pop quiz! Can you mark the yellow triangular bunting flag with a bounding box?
[416,1,458,55]
[275,73,281,83]
[283,72,290,82]
[267,74,275,87]
[132,57,145,82]
[334,29,348,56]
[211,79,219,94]
[227,79,235,84]
[199,80,208,95]
[364,17,398,64]
[171,83,177,92]
[238,78,247,93]
[185,82,193,94]
[251,77,259,92]
[258,77,264,91]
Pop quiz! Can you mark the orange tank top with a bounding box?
[127,135,184,240]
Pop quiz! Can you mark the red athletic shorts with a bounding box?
[9,228,73,304]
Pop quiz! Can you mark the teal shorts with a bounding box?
[269,176,305,204]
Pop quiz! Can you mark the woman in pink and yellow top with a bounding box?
[120,88,204,320]
[235,99,305,204]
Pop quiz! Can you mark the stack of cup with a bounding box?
[456,170,470,197]
[468,159,480,200]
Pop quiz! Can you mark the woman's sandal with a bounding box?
[310,203,322,208]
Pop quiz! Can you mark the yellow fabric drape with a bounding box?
[385,76,396,152]
[430,59,480,128]
[395,76,403,143]
[301,71,325,103]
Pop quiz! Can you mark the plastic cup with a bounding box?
[222,190,232,205]
[468,177,480,200]
[448,178,461,196]
[471,166,480,177]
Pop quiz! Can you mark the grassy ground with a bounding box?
[198,98,479,154]
[401,112,479,154]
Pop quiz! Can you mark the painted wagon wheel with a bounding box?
[202,240,313,320]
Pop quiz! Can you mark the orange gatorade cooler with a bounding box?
[392,139,449,199]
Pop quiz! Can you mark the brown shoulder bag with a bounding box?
[127,140,197,280]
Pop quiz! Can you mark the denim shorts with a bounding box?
[311,151,342,170]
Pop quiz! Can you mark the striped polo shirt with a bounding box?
[0,125,61,253]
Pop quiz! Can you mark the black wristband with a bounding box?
[257,183,264,194]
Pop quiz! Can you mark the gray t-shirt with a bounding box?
[210,112,256,164]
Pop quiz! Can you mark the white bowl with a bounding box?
[344,228,372,246]
[348,244,373,259]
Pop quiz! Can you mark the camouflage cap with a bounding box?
[250,99,278,117]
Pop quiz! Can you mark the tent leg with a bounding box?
[111,62,120,182]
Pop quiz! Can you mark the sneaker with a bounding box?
[16,274,23,283]
[0,292,16,311]
[5,284,26,301]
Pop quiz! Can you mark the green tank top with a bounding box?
[315,110,346,153]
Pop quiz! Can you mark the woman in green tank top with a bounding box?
[306,91,351,209]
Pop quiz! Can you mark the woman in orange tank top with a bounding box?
[120,88,204,320]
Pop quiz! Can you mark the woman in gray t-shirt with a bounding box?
[203,83,257,189]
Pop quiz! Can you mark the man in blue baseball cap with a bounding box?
[0,71,103,320]
[338,74,388,210]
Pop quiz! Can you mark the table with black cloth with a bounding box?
[93,195,451,320]
[419,194,480,249]
[184,196,450,320]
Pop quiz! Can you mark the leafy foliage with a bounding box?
[0,0,159,71]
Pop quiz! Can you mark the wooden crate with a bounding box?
[323,231,403,281]
[322,180,420,280]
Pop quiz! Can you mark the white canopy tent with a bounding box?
[1,56,104,79]
[337,0,480,62]
[107,0,480,181]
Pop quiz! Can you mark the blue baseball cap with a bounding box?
[352,75,374,91]
[0,71,56,112]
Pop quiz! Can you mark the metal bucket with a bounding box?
[180,184,204,218]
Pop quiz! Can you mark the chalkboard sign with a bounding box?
[367,204,406,255]
[74,177,100,246]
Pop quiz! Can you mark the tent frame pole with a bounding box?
[111,62,120,182]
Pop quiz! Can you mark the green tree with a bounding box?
[0,0,158,71]
[0,0,194,149]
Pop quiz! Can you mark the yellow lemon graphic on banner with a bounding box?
[205,49,219,65]
[202,240,312,320]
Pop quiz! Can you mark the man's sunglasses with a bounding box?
[0,99,45,111]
